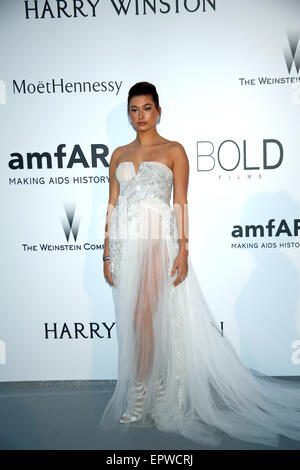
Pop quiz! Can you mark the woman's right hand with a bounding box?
[103,260,115,287]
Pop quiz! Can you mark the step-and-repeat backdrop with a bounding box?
[1,0,300,381]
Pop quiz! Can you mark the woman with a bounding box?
[100,82,300,447]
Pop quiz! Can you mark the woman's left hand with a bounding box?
[171,252,188,287]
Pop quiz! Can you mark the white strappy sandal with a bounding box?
[151,376,166,419]
[120,380,148,423]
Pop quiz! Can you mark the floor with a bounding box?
[1,381,300,451]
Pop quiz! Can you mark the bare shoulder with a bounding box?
[111,142,137,166]
[167,141,189,170]
[168,140,187,155]
[109,145,127,168]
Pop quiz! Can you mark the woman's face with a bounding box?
[128,94,160,131]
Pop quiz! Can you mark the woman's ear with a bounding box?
[157,106,162,123]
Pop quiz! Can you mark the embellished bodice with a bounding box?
[116,161,173,205]
[108,161,177,287]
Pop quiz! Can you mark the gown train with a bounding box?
[99,160,300,447]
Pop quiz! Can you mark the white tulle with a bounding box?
[100,161,300,447]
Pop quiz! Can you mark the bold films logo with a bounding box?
[196,138,284,180]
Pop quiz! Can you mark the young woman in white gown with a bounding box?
[100,82,300,447]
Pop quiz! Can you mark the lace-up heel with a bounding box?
[120,381,147,423]
[151,376,166,419]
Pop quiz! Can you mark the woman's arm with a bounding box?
[171,143,189,286]
[103,148,121,286]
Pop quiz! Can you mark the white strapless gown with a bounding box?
[99,160,300,447]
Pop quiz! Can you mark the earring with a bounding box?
[156,115,161,124]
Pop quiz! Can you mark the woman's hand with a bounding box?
[104,260,115,287]
[171,252,188,287]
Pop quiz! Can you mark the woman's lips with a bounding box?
[138,122,146,125]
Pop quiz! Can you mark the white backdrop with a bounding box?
[1,0,300,381]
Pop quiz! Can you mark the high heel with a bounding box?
[151,376,166,419]
[120,380,147,423]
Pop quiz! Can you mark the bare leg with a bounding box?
[120,241,165,423]
[134,240,167,383]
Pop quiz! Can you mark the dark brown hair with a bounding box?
[127,82,160,112]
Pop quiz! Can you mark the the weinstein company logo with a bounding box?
[22,203,102,252]
[62,203,80,242]
[283,32,300,74]
[239,31,300,87]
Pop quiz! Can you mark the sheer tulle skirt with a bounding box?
[100,201,300,447]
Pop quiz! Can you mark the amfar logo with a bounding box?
[283,32,300,74]
[232,219,300,238]
[61,203,80,242]
[8,143,109,170]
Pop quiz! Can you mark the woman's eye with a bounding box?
[145,107,151,111]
